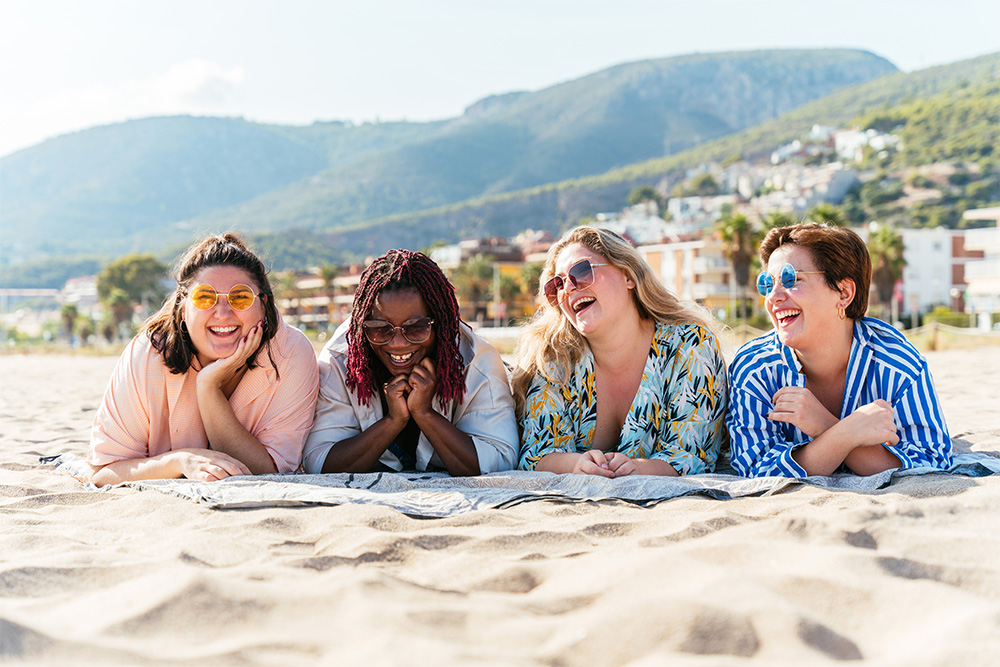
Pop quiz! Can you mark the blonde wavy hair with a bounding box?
[511,226,719,417]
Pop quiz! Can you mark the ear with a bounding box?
[836,278,856,309]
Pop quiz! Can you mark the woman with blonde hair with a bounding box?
[512,226,727,477]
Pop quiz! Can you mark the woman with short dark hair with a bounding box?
[303,249,518,476]
[88,233,319,487]
[728,223,952,477]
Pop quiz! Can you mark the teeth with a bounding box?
[389,353,414,363]
[775,309,801,321]
[210,326,238,334]
[572,297,595,313]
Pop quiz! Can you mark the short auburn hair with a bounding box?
[759,223,870,320]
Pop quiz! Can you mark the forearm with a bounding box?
[533,451,586,474]
[89,452,182,487]
[631,458,679,477]
[790,420,862,476]
[320,416,405,473]
[844,444,902,476]
[198,385,277,474]
[411,410,480,476]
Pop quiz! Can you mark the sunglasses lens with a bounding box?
[190,286,218,310]
[401,319,433,343]
[227,286,256,311]
[756,272,773,297]
[567,259,595,289]
[543,276,563,305]
[363,323,394,344]
[780,264,797,289]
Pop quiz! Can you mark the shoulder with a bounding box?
[729,330,782,381]
[858,317,925,378]
[271,320,317,363]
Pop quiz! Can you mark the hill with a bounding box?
[296,50,1000,261]
[0,48,895,274]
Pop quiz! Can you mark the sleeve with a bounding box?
[885,360,952,470]
[301,347,364,474]
[726,357,809,478]
[453,346,520,474]
[648,330,728,475]
[87,337,153,466]
[517,371,578,470]
[252,332,320,473]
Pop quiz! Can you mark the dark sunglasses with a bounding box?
[188,284,259,311]
[362,318,435,345]
[543,258,610,306]
[756,264,825,296]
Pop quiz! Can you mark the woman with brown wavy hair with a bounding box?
[87,233,319,487]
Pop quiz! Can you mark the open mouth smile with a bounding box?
[774,309,801,326]
[570,296,595,313]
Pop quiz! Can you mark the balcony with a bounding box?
[963,227,1000,253]
[692,257,730,274]
[691,283,733,299]
[964,260,1000,280]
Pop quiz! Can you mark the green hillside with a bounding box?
[192,49,896,236]
[288,51,1000,263]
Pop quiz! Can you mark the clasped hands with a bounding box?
[768,386,899,448]
[383,358,438,424]
[573,449,638,478]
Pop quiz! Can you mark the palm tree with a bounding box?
[450,254,494,322]
[761,210,796,233]
[867,225,906,320]
[806,202,848,227]
[60,304,78,344]
[318,264,339,325]
[715,213,758,323]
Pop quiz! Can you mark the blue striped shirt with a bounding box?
[727,317,952,478]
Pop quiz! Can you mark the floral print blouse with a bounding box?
[519,322,728,474]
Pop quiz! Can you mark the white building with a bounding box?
[962,207,1000,322]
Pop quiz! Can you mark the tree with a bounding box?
[318,264,339,324]
[60,304,78,343]
[627,185,663,209]
[107,288,133,340]
[449,254,494,321]
[689,172,721,196]
[96,254,167,306]
[520,262,544,298]
[716,213,759,323]
[806,202,848,227]
[867,225,906,317]
[761,210,796,233]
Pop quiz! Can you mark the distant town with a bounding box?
[3,123,1000,348]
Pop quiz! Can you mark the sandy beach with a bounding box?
[2,347,1000,665]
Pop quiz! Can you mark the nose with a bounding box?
[387,326,409,347]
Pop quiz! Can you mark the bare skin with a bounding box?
[534,244,679,478]
[320,289,481,476]
[764,244,903,476]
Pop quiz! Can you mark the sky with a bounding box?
[2,0,999,158]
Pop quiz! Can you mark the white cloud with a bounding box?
[0,59,245,157]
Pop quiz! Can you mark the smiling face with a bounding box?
[367,288,436,376]
[182,265,265,367]
[764,243,850,352]
[551,242,636,338]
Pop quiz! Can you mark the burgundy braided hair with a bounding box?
[346,249,466,407]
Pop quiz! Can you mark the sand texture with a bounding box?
[2,348,1000,665]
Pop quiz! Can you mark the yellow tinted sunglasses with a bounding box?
[188,284,259,311]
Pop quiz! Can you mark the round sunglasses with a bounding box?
[362,318,435,345]
[543,258,610,306]
[756,264,825,296]
[188,284,259,311]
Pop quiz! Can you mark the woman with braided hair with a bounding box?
[303,249,518,475]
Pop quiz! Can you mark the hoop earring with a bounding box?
[837,306,846,321]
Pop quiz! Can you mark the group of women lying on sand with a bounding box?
[85,223,952,487]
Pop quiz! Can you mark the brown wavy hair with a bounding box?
[143,233,279,375]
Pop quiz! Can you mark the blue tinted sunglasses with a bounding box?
[756,264,825,296]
